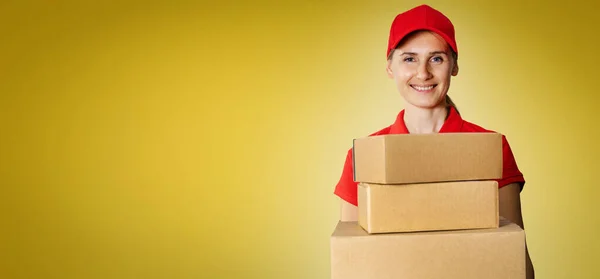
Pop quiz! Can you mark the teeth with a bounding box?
[412,85,434,91]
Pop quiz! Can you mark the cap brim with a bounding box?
[389,27,457,56]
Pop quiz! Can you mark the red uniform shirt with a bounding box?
[334,107,526,206]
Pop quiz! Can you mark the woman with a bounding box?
[333,4,535,278]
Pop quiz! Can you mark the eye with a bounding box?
[403,57,415,62]
[431,56,444,63]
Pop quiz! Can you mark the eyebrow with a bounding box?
[399,51,448,56]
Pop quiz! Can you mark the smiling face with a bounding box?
[386,30,459,110]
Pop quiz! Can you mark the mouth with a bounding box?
[410,84,437,93]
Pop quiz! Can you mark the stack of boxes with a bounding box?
[330,133,526,279]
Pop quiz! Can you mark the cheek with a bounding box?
[433,66,452,79]
[397,68,413,81]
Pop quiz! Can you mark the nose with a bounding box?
[416,61,433,80]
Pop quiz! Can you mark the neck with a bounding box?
[403,105,449,134]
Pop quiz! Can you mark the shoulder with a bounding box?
[368,125,393,136]
[342,125,392,157]
[460,117,525,187]
[459,118,512,145]
[460,118,496,133]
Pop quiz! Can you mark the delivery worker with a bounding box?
[333,4,535,278]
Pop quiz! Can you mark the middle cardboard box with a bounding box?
[358,180,499,233]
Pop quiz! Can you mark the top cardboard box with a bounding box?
[352,133,503,184]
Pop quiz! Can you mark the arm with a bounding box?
[499,183,535,279]
[339,199,358,222]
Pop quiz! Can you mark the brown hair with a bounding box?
[446,49,459,114]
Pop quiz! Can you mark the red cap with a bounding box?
[387,5,457,58]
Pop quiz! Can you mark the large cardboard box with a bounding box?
[330,218,525,279]
[358,180,499,233]
[352,133,503,184]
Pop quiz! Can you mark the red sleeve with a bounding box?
[497,135,526,191]
[333,148,359,206]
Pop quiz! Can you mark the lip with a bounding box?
[410,84,437,93]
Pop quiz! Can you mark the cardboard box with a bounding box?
[352,133,503,184]
[330,218,525,279]
[358,180,499,233]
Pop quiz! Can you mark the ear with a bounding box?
[386,59,394,78]
[451,61,459,76]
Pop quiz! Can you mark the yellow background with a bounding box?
[1,0,598,278]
